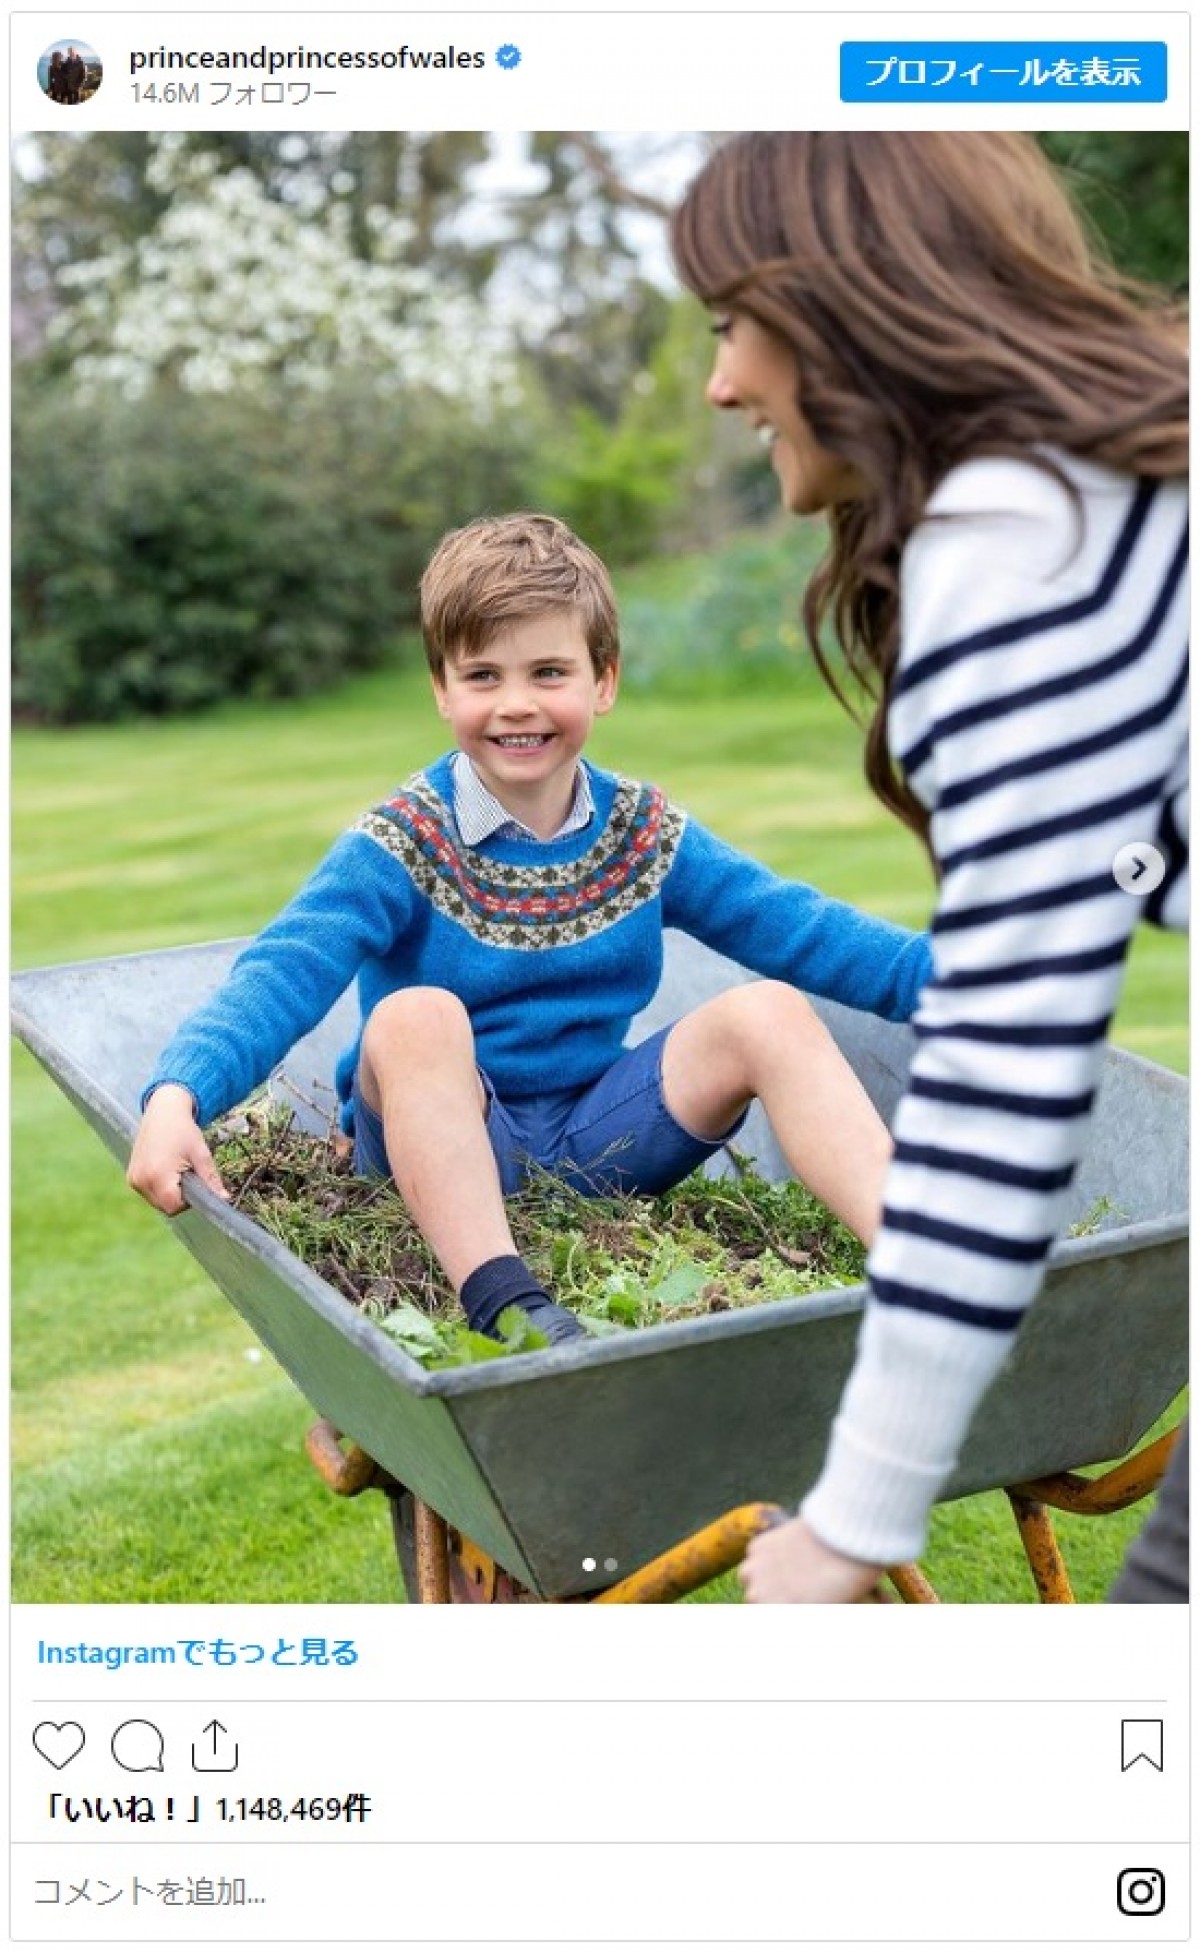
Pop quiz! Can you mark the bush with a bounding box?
[12,379,538,722]
[538,406,688,568]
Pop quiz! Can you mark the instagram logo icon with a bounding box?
[1117,1869,1166,1917]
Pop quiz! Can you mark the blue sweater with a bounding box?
[147,753,931,1129]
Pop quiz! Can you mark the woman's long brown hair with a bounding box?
[671,133,1188,842]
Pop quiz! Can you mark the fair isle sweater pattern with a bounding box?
[355,769,687,949]
[144,751,930,1130]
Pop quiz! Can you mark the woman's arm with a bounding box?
[793,459,1188,1574]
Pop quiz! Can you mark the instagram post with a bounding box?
[6,14,1190,1944]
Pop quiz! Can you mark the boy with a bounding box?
[129,514,931,1344]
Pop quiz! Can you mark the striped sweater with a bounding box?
[802,453,1189,1565]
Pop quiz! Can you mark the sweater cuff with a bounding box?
[800,1296,1016,1565]
[141,1077,202,1122]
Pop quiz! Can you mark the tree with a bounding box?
[500,133,701,422]
[41,138,513,399]
[13,131,498,357]
[1039,133,1187,289]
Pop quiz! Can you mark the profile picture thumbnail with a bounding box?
[39,39,103,106]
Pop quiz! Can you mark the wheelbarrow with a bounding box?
[12,931,1188,1603]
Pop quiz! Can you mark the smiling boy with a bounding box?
[129,514,930,1345]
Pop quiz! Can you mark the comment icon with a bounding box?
[111,1718,165,1773]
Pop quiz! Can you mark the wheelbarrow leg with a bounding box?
[1004,1423,1182,1604]
[370,1485,457,1602]
[1006,1493,1076,1603]
[886,1563,941,1604]
[387,1491,524,1603]
[411,1498,451,1603]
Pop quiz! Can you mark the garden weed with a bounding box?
[212,1098,865,1368]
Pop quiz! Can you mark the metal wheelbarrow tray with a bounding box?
[12,932,1188,1600]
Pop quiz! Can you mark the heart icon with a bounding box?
[33,1721,85,1769]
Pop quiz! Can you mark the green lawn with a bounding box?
[12,652,1187,1604]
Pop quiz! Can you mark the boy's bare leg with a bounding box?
[358,987,583,1341]
[358,988,514,1288]
[660,983,892,1246]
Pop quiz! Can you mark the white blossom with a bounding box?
[53,137,513,402]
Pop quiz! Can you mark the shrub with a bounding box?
[12,379,538,722]
[538,406,688,568]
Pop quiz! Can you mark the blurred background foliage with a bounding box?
[12,131,1187,723]
[1040,132,1189,290]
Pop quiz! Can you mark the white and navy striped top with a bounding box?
[803,452,1189,1565]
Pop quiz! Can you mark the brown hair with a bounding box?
[420,513,620,679]
[672,133,1188,839]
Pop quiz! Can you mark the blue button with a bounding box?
[841,42,1167,103]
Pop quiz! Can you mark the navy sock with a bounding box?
[459,1255,583,1344]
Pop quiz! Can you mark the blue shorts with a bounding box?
[351,1022,746,1198]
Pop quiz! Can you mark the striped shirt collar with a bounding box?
[451,751,595,845]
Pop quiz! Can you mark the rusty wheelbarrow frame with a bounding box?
[303,1417,1183,1605]
[11,934,1189,1604]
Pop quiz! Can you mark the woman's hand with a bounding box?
[741,1513,886,1604]
[126,1083,229,1216]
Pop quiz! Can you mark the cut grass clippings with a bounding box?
[211,1095,865,1368]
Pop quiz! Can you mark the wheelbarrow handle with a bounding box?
[593,1502,788,1605]
[304,1419,385,1497]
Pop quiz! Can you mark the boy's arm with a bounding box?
[140,828,412,1133]
[661,821,932,1021]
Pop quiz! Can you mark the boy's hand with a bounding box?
[126,1084,230,1216]
[740,1513,886,1604]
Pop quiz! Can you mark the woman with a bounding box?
[671,133,1188,1602]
